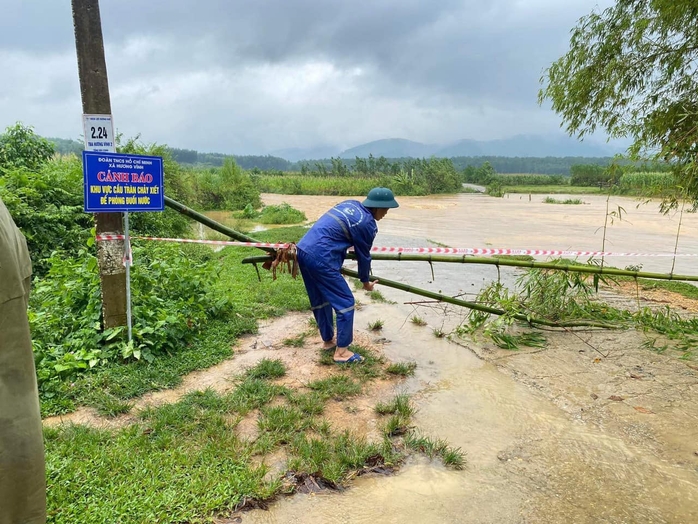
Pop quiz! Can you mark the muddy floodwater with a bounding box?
[238,193,698,524]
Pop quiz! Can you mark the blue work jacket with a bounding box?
[297,200,377,282]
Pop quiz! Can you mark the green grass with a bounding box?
[44,379,408,523]
[39,222,471,522]
[543,197,585,204]
[504,185,603,194]
[410,315,427,326]
[369,290,387,302]
[404,431,466,470]
[258,203,307,225]
[246,358,286,380]
[258,405,311,443]
[386,362,417,376]
[283,333,307,347]
[375,394,414,417]
[619,277,698,301]
[368,319,385,331]
[376,394,414,437]
[307,375,363,399]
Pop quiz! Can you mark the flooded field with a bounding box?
[238,192,698,524]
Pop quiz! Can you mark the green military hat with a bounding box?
[362,187,399,208]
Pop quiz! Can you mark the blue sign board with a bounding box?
[83,151,165,212]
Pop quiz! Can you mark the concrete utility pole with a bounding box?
[71,0,127,328]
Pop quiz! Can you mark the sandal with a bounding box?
[334,353,365,364]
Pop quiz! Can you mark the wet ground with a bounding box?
[47,192,698,523]
[237,193,698,523]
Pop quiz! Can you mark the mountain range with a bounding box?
[271,135,623,162]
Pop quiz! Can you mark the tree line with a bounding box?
[48,137,622,175]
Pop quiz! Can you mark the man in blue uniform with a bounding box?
[296,187,399,363]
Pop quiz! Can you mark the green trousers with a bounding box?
[0,277,46,524]
[1,194,45,524]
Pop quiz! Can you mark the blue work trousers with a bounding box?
[297,248,355,348]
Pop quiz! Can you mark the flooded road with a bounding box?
[238,193,698,523]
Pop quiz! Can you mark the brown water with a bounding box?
[236,193,698,524]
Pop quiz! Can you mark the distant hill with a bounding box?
[339,134,620,159]
[269,145,339,162]
[338,138,436,159]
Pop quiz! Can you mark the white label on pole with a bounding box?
[82,114,116,153]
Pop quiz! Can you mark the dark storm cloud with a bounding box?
[0,0,615,152]
[1,0,605,103]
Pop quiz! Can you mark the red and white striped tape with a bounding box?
[95,234,698,258]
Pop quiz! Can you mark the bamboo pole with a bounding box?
[164,196,275,252]
[239,255,618,329]
[239,252,698,283]
[367,253,698,282]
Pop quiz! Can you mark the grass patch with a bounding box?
[41,319,250,417]
[246,358,286,380]
[283,333,307,347]
[287,432,401,485]
[375,394,414,417]
[228,378,288,414]
[503,185,603,194]
[404,431,466,470]
[410,315,427,326]
[90,391,133,418]
[433,328,446,338]
[369,290,387,302]
[258,203,307,225]
[619,277,698,301]
[386,362,417,377]
[376,394,414,437]
[307,376,362,399]
[543,197,585,204]
[367,319,384,331]
[257,405,311,443]
[286,391,325,415]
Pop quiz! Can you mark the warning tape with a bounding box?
[95,234,698,258]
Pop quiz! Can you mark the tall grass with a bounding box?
[495,174,568,186]
[618,172,675,194]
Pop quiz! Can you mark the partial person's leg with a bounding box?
[311,269,363,363]
[0,277,46,524]
[297,250,335,346]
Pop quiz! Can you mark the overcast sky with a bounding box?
[0,0,614,155]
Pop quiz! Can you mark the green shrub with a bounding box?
[258,203,306,224]
[0,156,92,276]
[29,243,233,390]
[0,123,55,171]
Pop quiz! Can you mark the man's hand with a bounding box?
[362,280,378,291]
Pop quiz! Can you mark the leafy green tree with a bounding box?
[0,157,92,276]
[539,0,698,207]
[216,158,261,210]
[0,123,55,171]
